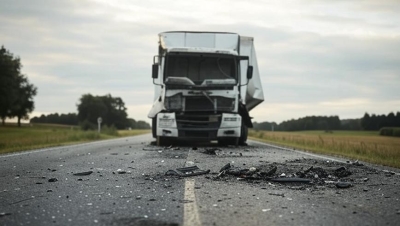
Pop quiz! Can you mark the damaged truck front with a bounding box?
[148,31,264,146]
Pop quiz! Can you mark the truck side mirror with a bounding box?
[247,66,253,79]
[152,64,159,79]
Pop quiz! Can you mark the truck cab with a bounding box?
[148,31,264,146]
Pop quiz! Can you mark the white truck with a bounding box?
[148,31,264,146]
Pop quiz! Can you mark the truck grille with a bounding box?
[176,114,221,138]
[165,95,235,112]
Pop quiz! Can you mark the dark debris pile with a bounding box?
[214,159,358,189]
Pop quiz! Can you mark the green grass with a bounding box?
[0,123,150,155]
[249,130,400,168]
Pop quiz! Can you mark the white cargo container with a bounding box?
[148,31,264,145]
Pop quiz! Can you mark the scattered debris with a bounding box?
[219,163,231,172]
[334,167,352,178]
[352,160,364,166]
[117,169,127,174]
[336,182,352,189]
[204,148,220,155]
[271,178,310,183]
[73,171,93,176]
[268,193,285,197]
[48,178,58,182]
[0,212,12,217]
[165,166,210,177]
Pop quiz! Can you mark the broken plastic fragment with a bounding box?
[48,178,58,182]
[0,212,12,217]
[336,182,352,188]
[73,171,93,176]
[219,163,231,172]
[165,165,210,177]
[271,178,310,183]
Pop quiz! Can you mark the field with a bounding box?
[249,130,400,168]
[0,123,150,155]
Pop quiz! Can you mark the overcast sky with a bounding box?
[1,0,399,124]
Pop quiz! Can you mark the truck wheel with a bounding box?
[157,136,165,146]
[152,118,156,138]
[218,138,239,146]
[231,137,239,146]
[239,125,248,145]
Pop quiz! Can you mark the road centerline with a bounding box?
[183,179,202,226]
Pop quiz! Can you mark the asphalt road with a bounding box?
[1,134,399,226]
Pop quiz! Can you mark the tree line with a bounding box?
[360,112,400,130]
[30,94,150,130]
[0,46,37,126]
[254,112,399,132]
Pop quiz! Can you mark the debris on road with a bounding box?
[334,167,352,178]
[336,182,352,189]
[0,212,12,217]
[351,160,364,166]
[73,171,93,176]
[48,178,58,182]
[219,163,231,172]
[270,178,311,183]
[211,158,383,190]
[165,165,210,177]
[116,169,127,174]
[204,148,220,155]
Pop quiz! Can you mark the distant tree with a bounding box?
[253,121,278,131]
[0,46,37,126]
[361,113,370,130]
[30,113,78,126]
[136,120,151,129]
[341,119,361,130]
[396,112,400,127]
[77,94,128,130]
[9,74,37,126]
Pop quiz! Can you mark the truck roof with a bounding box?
[159,31,241,54]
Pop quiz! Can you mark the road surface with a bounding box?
[1,134,399,226]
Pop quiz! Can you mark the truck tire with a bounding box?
[152,117,156,138]
[239,125,248,145]
[218,137,239,146]
[157,136,165,146]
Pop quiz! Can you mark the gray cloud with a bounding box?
[1,0,399,123]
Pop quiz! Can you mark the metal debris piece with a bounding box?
[73,171,93,176]
[334,167,351,178]
[0,212,12,217]
[352,160,364,166]
[262,166,277,177]
[335,182,352,188]
[117,169,127,174]
[219,163,231,172]
[204,148,221,155]
[268,193,285,197]
[48,178,58,182]
[271,178,311,183]
[165,165,210,177]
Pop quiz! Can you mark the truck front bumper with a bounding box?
[156,112,241,140]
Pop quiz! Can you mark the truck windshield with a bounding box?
[165,53,237,85]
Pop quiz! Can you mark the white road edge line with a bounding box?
[183,179,202,226]
[0,134,150,158]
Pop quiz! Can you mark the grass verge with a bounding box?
[249,130,400,168]
[0,123,150,155]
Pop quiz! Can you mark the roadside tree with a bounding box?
[0,46,37,126]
